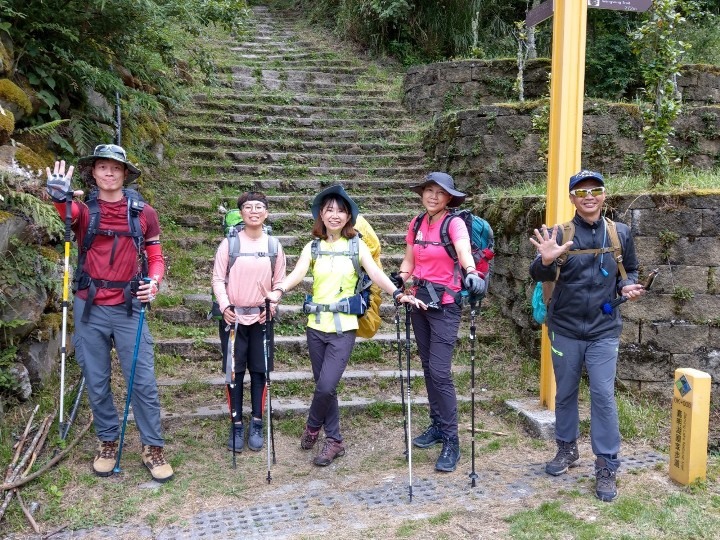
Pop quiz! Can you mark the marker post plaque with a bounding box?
[669,368,711,485]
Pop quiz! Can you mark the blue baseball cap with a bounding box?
[569,170,604,191]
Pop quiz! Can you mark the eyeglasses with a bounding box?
[570,186,606,198]
[241,204,267,212]
[94,144,127,161]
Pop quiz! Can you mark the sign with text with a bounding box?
[669,368,711,485]
[527,0,651,26]
[588,0,652,12]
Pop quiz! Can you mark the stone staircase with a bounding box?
[146,4,500,423]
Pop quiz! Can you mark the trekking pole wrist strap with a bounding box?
[393,289,404,302]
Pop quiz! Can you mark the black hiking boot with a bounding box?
[247,418,263,452]
[413,420,443,449]
[435,435,460,472]
[595,457,618,502]
[545,439,579,476]
[227,423,244,453]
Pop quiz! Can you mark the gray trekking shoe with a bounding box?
[227,423,244,453]
[545,439,579,476]
[413,421,443,449]
[595,457,618,502]
[248,418,263,452]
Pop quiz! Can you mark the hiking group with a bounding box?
[47,145,647,501]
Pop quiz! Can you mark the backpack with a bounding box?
[304,235,372,335]
[531,217,627,324]
[209,211,279,320]
[74,187,146,322]
[354,215,382,339]
[412,208,495,305]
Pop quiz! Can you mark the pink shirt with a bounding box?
[406,213,469,304]
[212,230,286,325]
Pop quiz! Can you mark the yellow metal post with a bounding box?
[539,0,589,409]
[670,368,711,485]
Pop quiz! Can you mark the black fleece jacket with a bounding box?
[529,214,639,340]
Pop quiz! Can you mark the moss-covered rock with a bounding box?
[0,106,14,145]
[15,144,52,176]
[0,78,33,122]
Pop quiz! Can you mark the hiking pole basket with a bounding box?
[404,304,413,502]
[263,298,276,484]
[114,279,150,474]
[59,196,72,438]
[469,296,479,488]
[395,301,408,458]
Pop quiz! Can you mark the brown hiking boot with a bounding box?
[300,426,320,450]
[141,445,174,483]
[93,440,118,477]
[313,438,345,466]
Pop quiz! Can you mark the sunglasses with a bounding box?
[570,186,605,198]
[94,144,127,161]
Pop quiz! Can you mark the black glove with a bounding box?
[390,271,404,289]
[46,172,72,203]
[464,273,486,295]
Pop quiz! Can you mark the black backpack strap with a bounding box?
[438,213,459,263]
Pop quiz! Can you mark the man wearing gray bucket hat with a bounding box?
[395,172,483,473]
[46,145,173,483]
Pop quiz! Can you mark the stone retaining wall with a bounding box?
[403,60,720,119]
[422,102,720,191]
[477,193,720,395]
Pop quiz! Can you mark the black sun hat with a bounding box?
[409,172,466,208]
[311,184,359,226]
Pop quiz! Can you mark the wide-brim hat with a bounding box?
[409,172,466,208]
[311,184,359,226]
[569,169,604,191]
[77,144,141,182]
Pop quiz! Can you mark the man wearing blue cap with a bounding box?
[529,170,646,501]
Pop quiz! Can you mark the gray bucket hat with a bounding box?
[410,172,466,208]
[77,144,141,182]
[311,184,359,226]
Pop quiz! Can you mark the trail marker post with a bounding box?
[670,368,711,485]
[525,0,651,410]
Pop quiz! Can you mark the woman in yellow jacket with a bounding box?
[265,185,422,466]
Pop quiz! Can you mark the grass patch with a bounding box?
[506,500,602,539]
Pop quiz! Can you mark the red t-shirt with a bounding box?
[72,198,161,305]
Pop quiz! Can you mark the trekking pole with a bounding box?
[61,376,86,440]
[225,316,238,469]
[395,301,408,458]
[263,298,276,484]
[404,304,413,502]
[469,296,479,488]
[58,195,72,438]
[114,278,150,474]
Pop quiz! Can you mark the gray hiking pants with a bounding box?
[411,302,461,439]
[72,297,164,446]
[549,331,620,471]
[306,327,356,441]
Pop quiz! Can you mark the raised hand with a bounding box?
[46,160,82,202]
[530,224,573,265]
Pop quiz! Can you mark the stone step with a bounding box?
[180,193,418,213]
[175,136,419,154]
[230,78,390,96]
[229,65,369,76]
[235,58,361,69]
[181,102,407,118]
[154,330,492,362]
[175,163,426,178]
[192,93,401,108]
[231,51,342,61]
[183,112,407,129]
[183,150,423,167]
[172,177,421,193]
[173,122,417,142]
